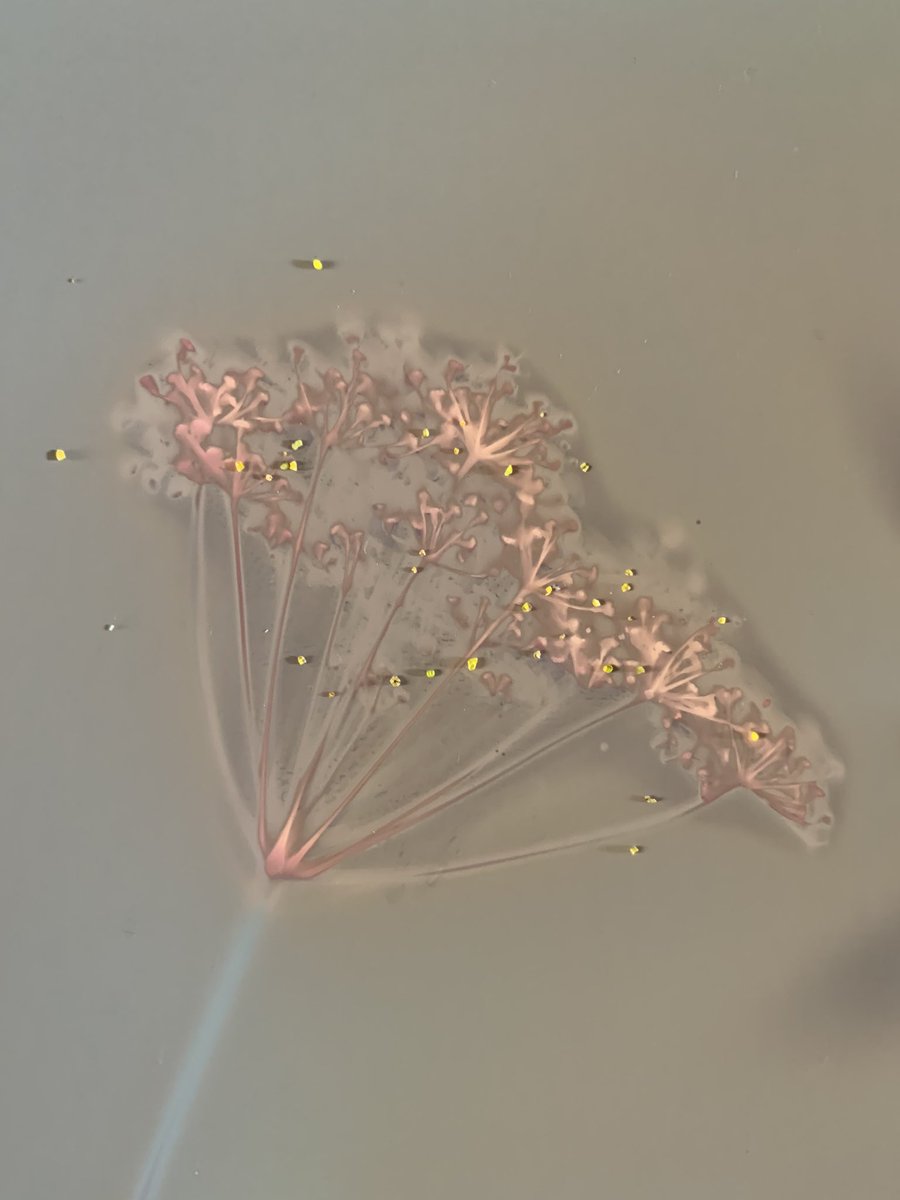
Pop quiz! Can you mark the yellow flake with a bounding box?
[634,665,646,675]
[466,657,479,672]
[325,690,337,698]
[290,438,304,451]
[418,548,427,557]
[624,567,636,577]
[503,465,515,477]
[602,662,617,674]
[628,845,642,856]
[520,601,533,613]
[590,597,604,608]
[421,427,430,439]
[389,674,402,688]
[288,460,298,472]
[747,729,762,743]
[716,615,729,625]
[312,258,324,271]
[452,446,461,456]
[579,461,592,473]
[642,794,659,804]
[532,649,543,659]
[620,582,633,593]
[47,448,67,461]
[425,668,437,679]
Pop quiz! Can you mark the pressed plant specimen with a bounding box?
[120,326,841,882]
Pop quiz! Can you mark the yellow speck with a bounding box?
[410,565,420,574]
[418,548,427,557]
[279,462,289,471]
[503,464,515,477]
[602,662,617,674]
[452,446,462,456]
[620,582,633,593]
[626,614,636,622]
[590,597,604,608]
[234,460,246,472]
[325,690,337,699]
[288,460,298,472]
[543,584,555,595]
[628,845,643,856]
[458,418,467,427]
[47,448,67,462]
[532,649,543,659]
[312,258,324,271]
[634,665,646,675]
[290,438,304,451]
[292,655,308,666]
[421,427,430,439]
[264,473,274,481]
[466,657,479,672]
[624,567,636,577]
[539,409,548,418]
[389,674,402,688]
[425,668,437,679]
[579,461,592,473]
[716,615,729,625]
[642,794,659,804]
[520,601,533,613]
[557,633,567,641]
[747,729,762,743]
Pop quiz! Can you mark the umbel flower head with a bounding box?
[117,326,841,881]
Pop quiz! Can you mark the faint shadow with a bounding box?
[775,902,900,1057]
[840,355,900,531]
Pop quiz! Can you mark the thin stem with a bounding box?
[279,604,517,872]
[192,491,261,866]
[416,796,707,877]
[282,695,643,877]
[229,490,255,733]
[289,572,418,818]
[284,514,495,850]
[256,446,326,853]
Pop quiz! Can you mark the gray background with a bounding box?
[3,1,900,1197]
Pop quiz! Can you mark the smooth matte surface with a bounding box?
[3,1,900,1197]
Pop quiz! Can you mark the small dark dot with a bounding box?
[696,519,701,525]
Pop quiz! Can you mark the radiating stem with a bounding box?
[418,796,707,877]
[283,696,643,877]
[276,605,520,873]
[193,491,259,864]
[256,447,326,852]
[229,490,255,733]
[287,572,419,822]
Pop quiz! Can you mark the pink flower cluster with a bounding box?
[129,330,839,878]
